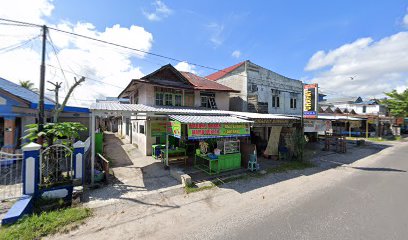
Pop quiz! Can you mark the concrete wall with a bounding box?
[215,65,247,111]
[215,61,303,114]
[246,61,303,115]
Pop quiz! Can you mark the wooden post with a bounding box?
[365,119,369,138]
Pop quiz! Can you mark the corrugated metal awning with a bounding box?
[169,115,253,124]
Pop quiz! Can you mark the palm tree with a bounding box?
[19,80,37,92]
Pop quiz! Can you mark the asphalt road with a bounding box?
[220,143,408,240]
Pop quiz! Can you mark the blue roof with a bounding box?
[0,77,54,105]
[0,77,89,113]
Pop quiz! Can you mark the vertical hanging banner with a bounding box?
[304,83,318,118]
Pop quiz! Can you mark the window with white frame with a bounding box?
[164,93,173,106]
[174,94,182,106]
[200,92,217,109]
[155,92,164,105]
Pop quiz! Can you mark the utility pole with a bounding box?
[38,25,47,132]
[47,81,62,122]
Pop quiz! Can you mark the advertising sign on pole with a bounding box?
[304,83,318,118]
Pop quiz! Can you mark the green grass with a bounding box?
[0,207,92,240]
[184,183,215,194]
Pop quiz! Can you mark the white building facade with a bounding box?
[206,60,303,115]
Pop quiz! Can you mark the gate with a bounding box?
[0,152,23,201]
[40,144,73,185]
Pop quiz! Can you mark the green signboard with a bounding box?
[167,121,181,138]
[187,123,250,139]
[150,121,167,137]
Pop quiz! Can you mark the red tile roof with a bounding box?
[205,61,245,81]
[180,71,239,92]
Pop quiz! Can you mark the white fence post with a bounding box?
[73,141,85,184]
[22,142,41,196]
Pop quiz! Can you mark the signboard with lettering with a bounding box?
[167,121,181,138]
[303,83,318,118]
[253,119,296,127]
[187,123,250,140]
[304,119,332,132]
[150,121,167,137]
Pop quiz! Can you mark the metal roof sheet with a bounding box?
[229,111,299,120]
[0,77,54,105]
[90,102,228,114]
[168,115,252,124]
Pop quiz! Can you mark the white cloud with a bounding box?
[143,0,172,21]
[206,22,224,47]
[231,50,241,58]
[174,61,197,74]
[403,9,408,27]
[305,31,408,97]
[0,0,153,107]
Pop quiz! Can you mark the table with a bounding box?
[152,144,165,159]
[161,147,188,165]
[194,153,242,175]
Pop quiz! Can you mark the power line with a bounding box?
[46,64,125,89]
[0,18,42,28]
[0,34,41,54]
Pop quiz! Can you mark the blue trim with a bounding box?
[39,185,73,202]
[23,149,40,196]
[30,103,89,113]
[1,195,33,225]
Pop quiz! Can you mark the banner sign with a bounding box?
[304,119,332,132]
[187,123,250,139]
[167,121,181,138]
[304,83,318,118]
[253,119,296,127]
[150,121,167,137]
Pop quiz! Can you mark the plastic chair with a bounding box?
[278,147,289,161]
[248,154,259,171]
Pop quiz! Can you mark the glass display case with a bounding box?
[217,139,240,154]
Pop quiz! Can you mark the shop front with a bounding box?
[165,115,252,175]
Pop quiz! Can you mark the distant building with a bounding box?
[0,77,89,152]
[206,60,303,115]
[324,97,388,116]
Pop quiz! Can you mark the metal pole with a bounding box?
[91,112,95,185]
[366,119,369,138]
[38,25,47,132]
[300,84,304,161]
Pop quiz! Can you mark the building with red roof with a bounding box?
[205,60,303,115]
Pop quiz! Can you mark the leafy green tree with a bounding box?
[23,122,87,148]
[382,89,408,117]
[19,80,37,91]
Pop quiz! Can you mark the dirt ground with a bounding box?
[48,137,407,240]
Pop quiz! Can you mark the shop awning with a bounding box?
[168,115,252,140]
[168,115,253,124]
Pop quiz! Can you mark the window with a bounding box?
[164,93,173,106]
[362,106,367,113]
[200,92,217,109]
[174,94,182,106]
[139,124,145,134]
[290,98,297,109]
[249,84,258,92]
[272,95,280,108]
[155,92,164,105]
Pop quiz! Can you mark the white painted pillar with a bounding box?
[22,142,41,195]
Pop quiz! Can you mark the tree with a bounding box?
[48,76,85,122]
[24,122,87,148]
[19,80,37,91]
[382,89,408,117]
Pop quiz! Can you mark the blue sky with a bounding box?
[50,0,408,79]
[0,0,408,105]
